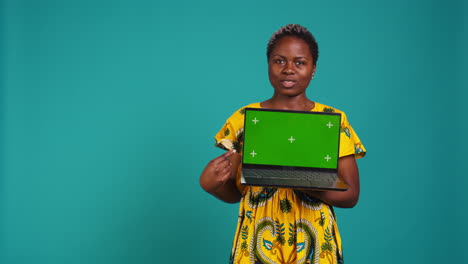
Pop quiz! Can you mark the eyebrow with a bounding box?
[272,55,309,60]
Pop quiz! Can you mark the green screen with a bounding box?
[243,109,340,169]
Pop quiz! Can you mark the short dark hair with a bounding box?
[266,24,319,65]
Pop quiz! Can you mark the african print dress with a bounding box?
[215,102,366,264]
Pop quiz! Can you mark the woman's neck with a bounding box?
[261,94,315,111]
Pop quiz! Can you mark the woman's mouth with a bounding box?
[281,80,297,88]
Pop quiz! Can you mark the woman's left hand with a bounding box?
[303,154,360,208]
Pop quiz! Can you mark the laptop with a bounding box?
[241,107,347,191]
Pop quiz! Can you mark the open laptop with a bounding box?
[241,107,347,191]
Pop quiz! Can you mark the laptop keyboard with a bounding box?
[243,168,339,188]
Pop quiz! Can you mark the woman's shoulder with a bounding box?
[238,102,262,112]
[226,102,261,121]
[313,102,353,126]
[313,102,345,115]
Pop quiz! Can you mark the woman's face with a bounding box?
[268,36,316,97]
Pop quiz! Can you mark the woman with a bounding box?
[200,24,366,264]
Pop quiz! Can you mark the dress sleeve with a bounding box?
[214,110,244,153]
[214,111,246,193]
[214,120,237,151]
[339,112,366,159]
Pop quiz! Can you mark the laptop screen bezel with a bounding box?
[241,107,342,170]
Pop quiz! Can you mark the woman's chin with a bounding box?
[274,88,304,97]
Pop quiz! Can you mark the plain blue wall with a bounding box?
[2,0,466,263]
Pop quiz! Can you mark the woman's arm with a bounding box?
[302,154,360,208]
[199,150,242,203]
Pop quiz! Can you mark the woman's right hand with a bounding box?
[199,149,242,203]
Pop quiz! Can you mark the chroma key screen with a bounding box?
[243,108,341,169]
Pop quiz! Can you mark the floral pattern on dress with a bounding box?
[217,102,366,264]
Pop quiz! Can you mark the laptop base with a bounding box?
[241,166,347,191]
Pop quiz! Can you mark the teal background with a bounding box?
[1,0,466,263]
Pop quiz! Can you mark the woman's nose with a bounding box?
[282,62,295,74]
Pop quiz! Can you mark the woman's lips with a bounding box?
[281,80,297,88]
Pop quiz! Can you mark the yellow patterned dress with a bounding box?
[215,102,366,264]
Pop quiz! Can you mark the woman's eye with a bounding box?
[296,61,305,65]
[275,59,284,64]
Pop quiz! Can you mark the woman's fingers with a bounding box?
[204,149,237,185]
[211,150,235,170]
[213,158,229,171]
[212,149,235,165]
[217,158,232,173]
